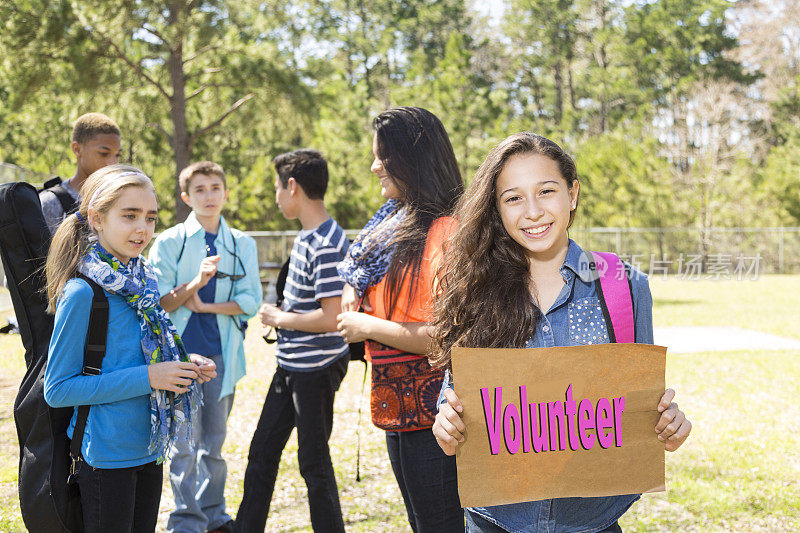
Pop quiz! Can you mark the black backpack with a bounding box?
[41,177,80,216]
[0,182,108,533]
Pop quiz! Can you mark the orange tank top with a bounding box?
[363,216,456,364]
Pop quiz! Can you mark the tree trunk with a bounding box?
[597,0,609,133]
[599,41,608,134]
[530,66,543,119]
[357,0,373,99]
[568,61,576,112]
[167,3,191,222]
[553,61,563,123]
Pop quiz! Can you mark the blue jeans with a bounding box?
[168,354,235,533]
[385,429,463,533]
[465,509,623,532]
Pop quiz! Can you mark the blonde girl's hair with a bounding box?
[45,164,156,312]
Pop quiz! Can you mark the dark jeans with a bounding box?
[77,460,162,533]
[385,428,463,533]
[235,356,349,533]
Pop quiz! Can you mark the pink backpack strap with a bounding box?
[590,251,635,344]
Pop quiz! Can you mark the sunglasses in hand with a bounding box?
[263,325,278,344]
[206,244,246,281]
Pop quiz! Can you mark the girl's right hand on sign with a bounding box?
[433,388,466,455]
[147,361,199,393]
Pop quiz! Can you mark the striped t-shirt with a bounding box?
[276,218,349,371]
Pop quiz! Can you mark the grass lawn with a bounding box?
[0,276,798,531]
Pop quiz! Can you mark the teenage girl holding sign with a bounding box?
[430,133,692,532]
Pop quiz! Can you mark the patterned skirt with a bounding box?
[367,340,444,431]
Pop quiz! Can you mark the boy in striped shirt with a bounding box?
[235,149,349,532]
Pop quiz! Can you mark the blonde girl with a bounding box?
[44,164,215,533]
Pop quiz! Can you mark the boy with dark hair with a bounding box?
[149,161,262,533]
[273,148,330,199]
[235,149,350,532]
[39,112,121,233]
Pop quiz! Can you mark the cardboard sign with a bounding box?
[451,344,667,508]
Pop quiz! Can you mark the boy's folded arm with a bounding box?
[203,300,244,316]
[159,284,195,312]
[232,291,258,317]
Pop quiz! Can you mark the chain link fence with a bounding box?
[249,227,800,276]
[0,162,53,185]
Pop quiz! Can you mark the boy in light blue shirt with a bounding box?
[149,161,262,533]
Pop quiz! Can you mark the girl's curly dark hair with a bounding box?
[429,132,579,368]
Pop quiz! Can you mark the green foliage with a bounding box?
[0,0,790,232]
[575,131,677,228]
[761,135,800,225]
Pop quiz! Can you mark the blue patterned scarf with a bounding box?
[78,243,198,463]
[337,199,406,296]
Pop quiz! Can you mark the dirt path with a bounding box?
[653,326,800,353]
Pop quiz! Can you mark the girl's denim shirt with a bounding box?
[438,240,654,533]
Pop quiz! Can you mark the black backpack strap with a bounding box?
[41,176,63,190]
[176,223,187,263]
[275,258,290,307]
[262,259,291,345]
[42,178,79,216]
[68,275,109,476]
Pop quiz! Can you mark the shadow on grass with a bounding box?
[653,298,702,306]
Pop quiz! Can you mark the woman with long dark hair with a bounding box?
[337,106,464,531]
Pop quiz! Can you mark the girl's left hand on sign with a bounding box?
[654,388,692,452]
[336,311,373,343]
[432,388,466,456]
[188,354,217,383]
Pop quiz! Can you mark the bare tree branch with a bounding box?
[147,123,174,147]
[141,23,169,46]
[186,82,242,99]
[189,93,255,146]
[105,37,172,100]
[74,12,172,100]
[186,84,209,101]
[185,66,223,82]
[183,44,221,64]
